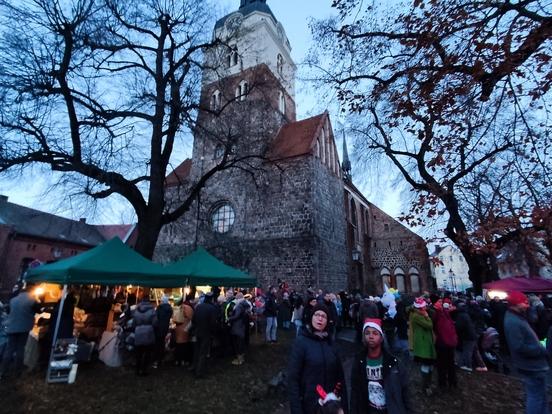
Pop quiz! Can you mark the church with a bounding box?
[156,0,431,294]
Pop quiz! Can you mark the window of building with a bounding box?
[394,267,405,292]
[381,267,391,290]
[211,202,235,234]
[409,266,420,293]
[227,45,239,67]
[235,80,248,101]
[384,223,390,232]
[277,53,284,75]
[278,90,286,113]
[210,90,221,110]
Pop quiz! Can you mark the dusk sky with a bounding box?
[0,0,402,226]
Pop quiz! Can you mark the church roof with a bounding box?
[165,158,192,187]
[215,0,277,30]
[267,112,327,160]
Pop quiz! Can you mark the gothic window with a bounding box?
[409,267,420,293]
[381,267,391,290]
[211,90,221,110]
[211,202,235,234]
[278,90,286,113]
[350,198,358,243]
[394,267,406,292]
[236,80,248,101]
[277,53,284,75]
[227,45,239,68]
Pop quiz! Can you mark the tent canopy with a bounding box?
[483,276,552,293]
[26,237,177,287]
[164,247,256,287]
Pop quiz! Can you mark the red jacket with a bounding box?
[433,308,458,348]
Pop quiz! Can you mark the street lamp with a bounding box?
[352,248,361,262]
[448,269,457,293]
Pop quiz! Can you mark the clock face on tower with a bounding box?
[226,14,243,32]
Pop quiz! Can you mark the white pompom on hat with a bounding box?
[413,297,427,309]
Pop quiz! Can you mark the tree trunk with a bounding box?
[134,213,163,260]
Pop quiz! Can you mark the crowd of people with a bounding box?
[0,280,551,413]
[282,286,551,414]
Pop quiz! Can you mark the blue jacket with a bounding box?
[287,327,347,414]
[504,309,549,373]
[5,291,41,334]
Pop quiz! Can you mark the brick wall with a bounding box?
[0,229,90,300]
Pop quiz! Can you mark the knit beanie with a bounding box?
[507,291,527,306]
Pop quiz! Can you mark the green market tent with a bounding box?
[164,247,256,287]
[26,237,177,287]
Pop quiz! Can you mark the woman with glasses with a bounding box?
[288,303,347,414]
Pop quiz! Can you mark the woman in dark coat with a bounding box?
[288,303,347,414]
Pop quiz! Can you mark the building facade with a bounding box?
[430,245,472,292]
[0,195,136,300]
[156,0,430,294]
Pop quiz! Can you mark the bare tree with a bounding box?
[310,0,552,291]
[0,0,269,258]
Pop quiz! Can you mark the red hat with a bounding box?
[413,297,427,309]
[507,291,527,306]
[363,318,383,336]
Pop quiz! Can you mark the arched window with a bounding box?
[235,80,248,101]
[210,90,221,110]
[381,267,391,290]
[394,267,406,292]
[409,266,420,293]
[227,45,239,68]
[277,53,284,75]
[350,199,357,226]
[278,90,286,113]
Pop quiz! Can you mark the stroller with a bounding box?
[480,327,506,373]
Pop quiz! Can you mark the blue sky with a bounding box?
[0,0,402,225]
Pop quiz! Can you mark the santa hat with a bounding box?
[413,297,427,309]
[362,318,383,336]
[316,384,342,406]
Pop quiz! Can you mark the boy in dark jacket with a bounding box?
[350,318,412,414]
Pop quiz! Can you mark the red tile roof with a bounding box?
[165,158,192,187]
[267,112,328,160]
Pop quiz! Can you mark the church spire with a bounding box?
[342,132,352,181]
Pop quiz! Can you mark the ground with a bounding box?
[0,328,542,414]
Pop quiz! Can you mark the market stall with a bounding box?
[163,247,256,287]
[25,237,182,383]
[483,275,552,299]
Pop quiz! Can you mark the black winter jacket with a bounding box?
[350,349,413,414]
[455,306,477,341]
[192,302,218,339]
[155,303,173,339]
[287,327,347,414]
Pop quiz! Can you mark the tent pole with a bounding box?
[46,284,68,383]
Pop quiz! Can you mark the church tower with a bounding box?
[204,0,297,121]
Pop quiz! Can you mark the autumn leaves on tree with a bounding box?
[311,0,551,291]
